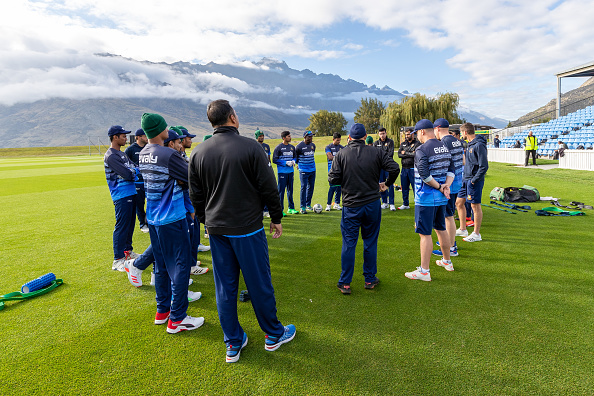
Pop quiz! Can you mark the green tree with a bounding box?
[354,98,385,134]
[380,92,463,147]
[307,110,347,137]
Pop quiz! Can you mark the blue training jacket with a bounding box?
[325,143,343,172]
[440,135,464,194]
[295,141,316,172]
[139,144,188,226]
[104,147,137,202]
[414,139,455,207]
[272,143,296,174]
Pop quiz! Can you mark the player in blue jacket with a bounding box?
[272,131,299,215]
[125,128,149,233]
[104,125,138,272]
[295,130,316,213]
[405,119,456,281]
[325,132,343,211]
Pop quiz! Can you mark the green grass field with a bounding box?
[1,143,593,395]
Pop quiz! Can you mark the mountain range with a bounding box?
[0,54,507,148]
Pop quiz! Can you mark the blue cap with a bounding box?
[164,130,182,145]
[180,128,196,139]
[414,119,434,132]
[349,123,366,139]
[135,128,145,137]
[433,118,449,128]
[108,125,131,137]
[303,130,313,138]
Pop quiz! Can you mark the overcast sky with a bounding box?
[1,0,593,120]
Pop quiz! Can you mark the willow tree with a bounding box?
[380,92,463,146]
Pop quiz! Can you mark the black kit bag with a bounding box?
[503,187,538,203]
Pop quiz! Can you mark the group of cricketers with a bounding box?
[103,102,487,363]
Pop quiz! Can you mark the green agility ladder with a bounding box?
[483,204,516,214]
[489,201,530,212]
[0,274,63,311]
[535,207,585,216]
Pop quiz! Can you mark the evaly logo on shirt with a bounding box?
[433,146,448,154]
[140,153,158,164]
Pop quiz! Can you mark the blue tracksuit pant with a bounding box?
[134,184,147,228]
[327,183,341,205]
[400,168,415,207]
[113,195,136,260]
[379,169,394,205]
[299,171,316,208]
[209,229,285,346]
[134,244,154,271]
[148,219,191,322]
[277,173,295,211]
[339,199,381,284]
[187,212,200,266]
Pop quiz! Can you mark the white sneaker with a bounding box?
[397,205,410,210]
[190,265,209,275]
[333,203,342,210]
[125,251,140,260]
[124,259,143,287]
[204,233,209,239]
[390,205,396,211]
[198,244,210,252]
[463,232,482,242]
[166,315,205,334]
[455,228,469,237]
[436,259,454,271]
[263,211,270,218]
[188,290,202,302]
[325,204,332,211]
[381,203,389,209]
[404,267,431,281]
[140,225,149,233]
[112,258,126,272]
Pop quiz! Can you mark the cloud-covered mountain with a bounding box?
[0,52,504,148]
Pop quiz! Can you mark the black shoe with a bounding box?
[364,278,380,289]
[337,283,351,294]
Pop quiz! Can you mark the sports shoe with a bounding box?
[432,246,459,257]
[306,206,313,211]
[167,315,205,334]
[188,290,202,302]
[265,324,296,351]
[432,248,444,256]
[263,211,270,218]
[190,265,209,275]
[436,259,454,271]
[198,244,210,252]
[404,267,432,281]
[397,205,410,210]
[455,228,468,237]
[124,250,140,260]
[287,208,299,214]
[112,258,126,272]
[155,311,170,325]
[124,259,143,287]
[466,220,474,227]
[282,211,287,217]
[300,207,307,214]
[364,278,380,289]
[381,203,389,209]
[337,283,352,294]
[333,203,342,210]
[390,205,396,211]
[463,232,482,242]
[140,225,149,233]
[226,332,248,363]
[325,204,332,211]
[204,232,209,239]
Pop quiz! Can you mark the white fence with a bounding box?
[559,150,594,171]
[487,148,525,164]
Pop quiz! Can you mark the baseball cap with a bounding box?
[135,128,145,136]
[433,118,450,128]
[414,119,434,132]
[349,123,366,139]
[181,129,196,139]
[108,125,131,137]
[303,130,313,138]
[164,130,182,145]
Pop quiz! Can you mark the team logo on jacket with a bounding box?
[469,148,473,153]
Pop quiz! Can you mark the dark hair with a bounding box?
[109,135,115,142]
[378,127,386,132]
[165,140,176,149]
[333,132,342,139]
[280,131,291,139]
[460,122,475,135]
[453,130,461,136]
[207,100,235,127]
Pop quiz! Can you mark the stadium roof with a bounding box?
[556,61,594,78]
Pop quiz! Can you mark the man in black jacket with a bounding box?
[373,127,396,210]
[189,100,295,363]
[329,123,400,294]
[397,129,421,210]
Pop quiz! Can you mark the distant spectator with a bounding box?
[493,135,500,148]
[553,141,567,160]
[513,140,522,148]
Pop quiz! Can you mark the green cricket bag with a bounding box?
[489,187,505,201]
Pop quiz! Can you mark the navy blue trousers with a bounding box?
[327,183,341,205]
[134,184,147,227]
[209,229,284,346]
[339,199,381,284]
[148,219,191,322]
[113,195,136,260]
[187,212,200,266]
[277,172,295,211]
[135,244,154,271]
[379,169,394,205]
[400,168,415,207]
[299,171,316,208]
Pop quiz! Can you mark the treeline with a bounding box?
[307,92,464,146]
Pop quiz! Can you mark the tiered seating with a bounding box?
[499,105,594,156]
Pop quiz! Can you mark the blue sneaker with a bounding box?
[436,241,457,249]
[433,247,459,257]
[265,324,296,351]
[226,332,248,363]
[432,248,444,256]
